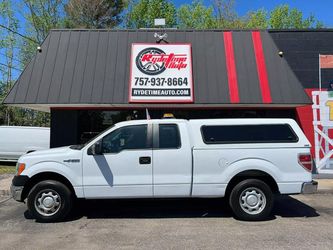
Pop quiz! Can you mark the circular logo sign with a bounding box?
[135,47,166,75]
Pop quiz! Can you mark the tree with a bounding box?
[19,0,65,65]
[246,9,269,29]
[126,0,176,28]
[244,5,323,29]
[177,1,216,29]
[23,0,65,44]
[0,1,18,86]
[65,0,125,28]
[16,0,67,126]
[0,0,19,125]
[11,0,66,126]
[269,5,323,29]
[213,0,247,28]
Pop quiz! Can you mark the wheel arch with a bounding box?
[22,172,76,201]
[225,170,279,198]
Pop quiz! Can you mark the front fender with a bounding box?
[21,161,82,187]
[223,158,282,184]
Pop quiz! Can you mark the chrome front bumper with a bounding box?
[10,184,24,201]
[301,181,318,194]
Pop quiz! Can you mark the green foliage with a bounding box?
[13,0,58,126]
[269,5,323,29]
[0,80,50,127]
[23,0,66,44]
[20,0,66,65]
[126,0,176,28]
[19,38,37,67]
[177,1,216,29]
[0,0,18,81]
[212,3,323,30]
[214,0,243,28]
[0,164,16,174]
[0,1,20,126]
[0,0,54,127]
[64,0,125,28]
[246,9,269,29]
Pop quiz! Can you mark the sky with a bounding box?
[174,0,333,27]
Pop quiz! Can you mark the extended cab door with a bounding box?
[152,122,192,197]
[82,123,153,198]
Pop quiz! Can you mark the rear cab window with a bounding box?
[157,124,181,149]
[201,124,298,144]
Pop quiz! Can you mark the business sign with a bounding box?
[129,43,193,103]
[319,91,333,126]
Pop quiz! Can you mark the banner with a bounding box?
[319,91,333,126]
[129,43,193,103]
[319,55,333,69]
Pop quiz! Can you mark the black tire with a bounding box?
[229,179,274,221]
[27,180,73,222]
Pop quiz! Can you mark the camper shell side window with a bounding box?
[201,124,299,144]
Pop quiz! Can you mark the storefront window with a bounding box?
[77,110,146,144]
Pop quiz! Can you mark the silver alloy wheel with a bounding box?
[34,189,61,217]
[239,187,266,215]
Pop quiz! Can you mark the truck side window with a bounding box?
[159,124,181,149]
[102,125,149,153]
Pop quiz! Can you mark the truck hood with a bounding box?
[18,145,82,166]
[25,146,72,156]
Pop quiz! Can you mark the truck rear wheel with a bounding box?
[27,180,73,222]
[229,179,273,221]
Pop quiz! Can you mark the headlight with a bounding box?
[16,163,26,176]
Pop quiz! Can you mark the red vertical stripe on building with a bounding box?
[223,32,240,103]
[296,88,320,158]
[252,31,272,103]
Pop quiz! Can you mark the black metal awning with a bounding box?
[3,29,311,111]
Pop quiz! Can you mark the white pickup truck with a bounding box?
[11,118,317,222]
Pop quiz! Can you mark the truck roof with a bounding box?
[188,118,297,125]
[113,119,188,127]
[115,118,298,126]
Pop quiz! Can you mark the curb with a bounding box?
[0,197,12,204]
[316,189,333,194]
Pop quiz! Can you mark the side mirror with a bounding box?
[88,140,103,155]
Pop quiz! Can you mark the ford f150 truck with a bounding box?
[11,118,317,222]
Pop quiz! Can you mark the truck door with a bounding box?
[152,123,192,197]
[82,124,153,198]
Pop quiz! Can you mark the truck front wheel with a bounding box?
[27,180,73,222]
[229,179,274,221]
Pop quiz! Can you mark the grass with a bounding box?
[0,162,16,175]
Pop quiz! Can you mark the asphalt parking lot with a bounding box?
[1,193,333,250]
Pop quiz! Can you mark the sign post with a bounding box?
[129,43,194,103]
[319,54,321,90]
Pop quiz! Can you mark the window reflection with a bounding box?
[78,110,146,144]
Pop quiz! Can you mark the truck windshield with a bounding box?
[69,125,115,150]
